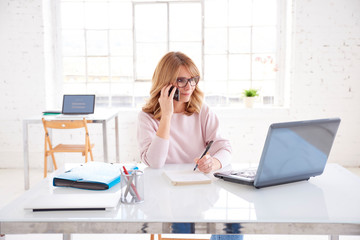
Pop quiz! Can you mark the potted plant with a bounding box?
[242,88,259,108]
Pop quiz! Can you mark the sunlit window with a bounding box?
[60,0,285,107]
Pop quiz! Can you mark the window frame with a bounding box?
[56,0,289,108]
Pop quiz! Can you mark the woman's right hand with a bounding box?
[156,85,176,139]
[159,85,176,118]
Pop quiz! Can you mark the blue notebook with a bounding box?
[53,162,123,190]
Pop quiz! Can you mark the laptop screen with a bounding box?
[62,95,95,114]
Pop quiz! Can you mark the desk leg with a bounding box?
[63,233,72,240]
[115,115,120,163]
[102,120,108,163]
[23,121,30,190]
[329,235,339,240]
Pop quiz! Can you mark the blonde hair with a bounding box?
[142,52,204,120]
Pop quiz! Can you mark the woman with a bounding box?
[137,51,243,240]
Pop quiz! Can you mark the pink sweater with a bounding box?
[137,103,232,169]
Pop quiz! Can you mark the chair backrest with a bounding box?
[42,118,91,146]
[42,118,89,131]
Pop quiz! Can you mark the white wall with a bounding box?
[290,0,360,166]
[0,0,359,169]
[0,0,46,167]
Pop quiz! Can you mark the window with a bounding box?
[60,0,286,107]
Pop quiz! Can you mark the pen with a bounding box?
[120,169,137,199]
[122,166,141,201]
[193,140,214,171]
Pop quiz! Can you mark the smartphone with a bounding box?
[169,86,180,101]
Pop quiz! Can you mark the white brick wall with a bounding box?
[0,0,46,168]
[290,0,360,166]
[0,0,359,169]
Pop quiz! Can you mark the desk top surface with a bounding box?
[23,108,120,122]
[1,163,360,225]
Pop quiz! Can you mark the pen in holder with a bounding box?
[120,169,144,204]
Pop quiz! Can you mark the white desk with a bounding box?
[23,109,120,190]
[1,163,360,240]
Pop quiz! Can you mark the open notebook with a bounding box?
[163,170,211,186]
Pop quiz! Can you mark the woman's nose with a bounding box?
[184,80,192,90]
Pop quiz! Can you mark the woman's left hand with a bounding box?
[194,155,221,173]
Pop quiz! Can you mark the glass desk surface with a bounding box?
[1,163,360,236]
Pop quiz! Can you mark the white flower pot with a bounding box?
[244,97,255,108]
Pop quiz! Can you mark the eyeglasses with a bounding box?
[176,76,200,88]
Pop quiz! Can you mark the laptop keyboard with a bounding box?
[231,168,257,180]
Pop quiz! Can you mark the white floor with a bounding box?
[1,167,360,240]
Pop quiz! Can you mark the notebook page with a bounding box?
[163,170,211,186]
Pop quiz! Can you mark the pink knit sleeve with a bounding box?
[201,105,232,168]
[137,111,169,168]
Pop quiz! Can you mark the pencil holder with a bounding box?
[120,170,144,204]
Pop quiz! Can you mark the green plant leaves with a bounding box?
[242,88,259,97]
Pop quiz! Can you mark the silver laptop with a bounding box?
[214,118,341,188]
[24,184,120,212]
[56,94,95,119]
[62,94,95,114]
